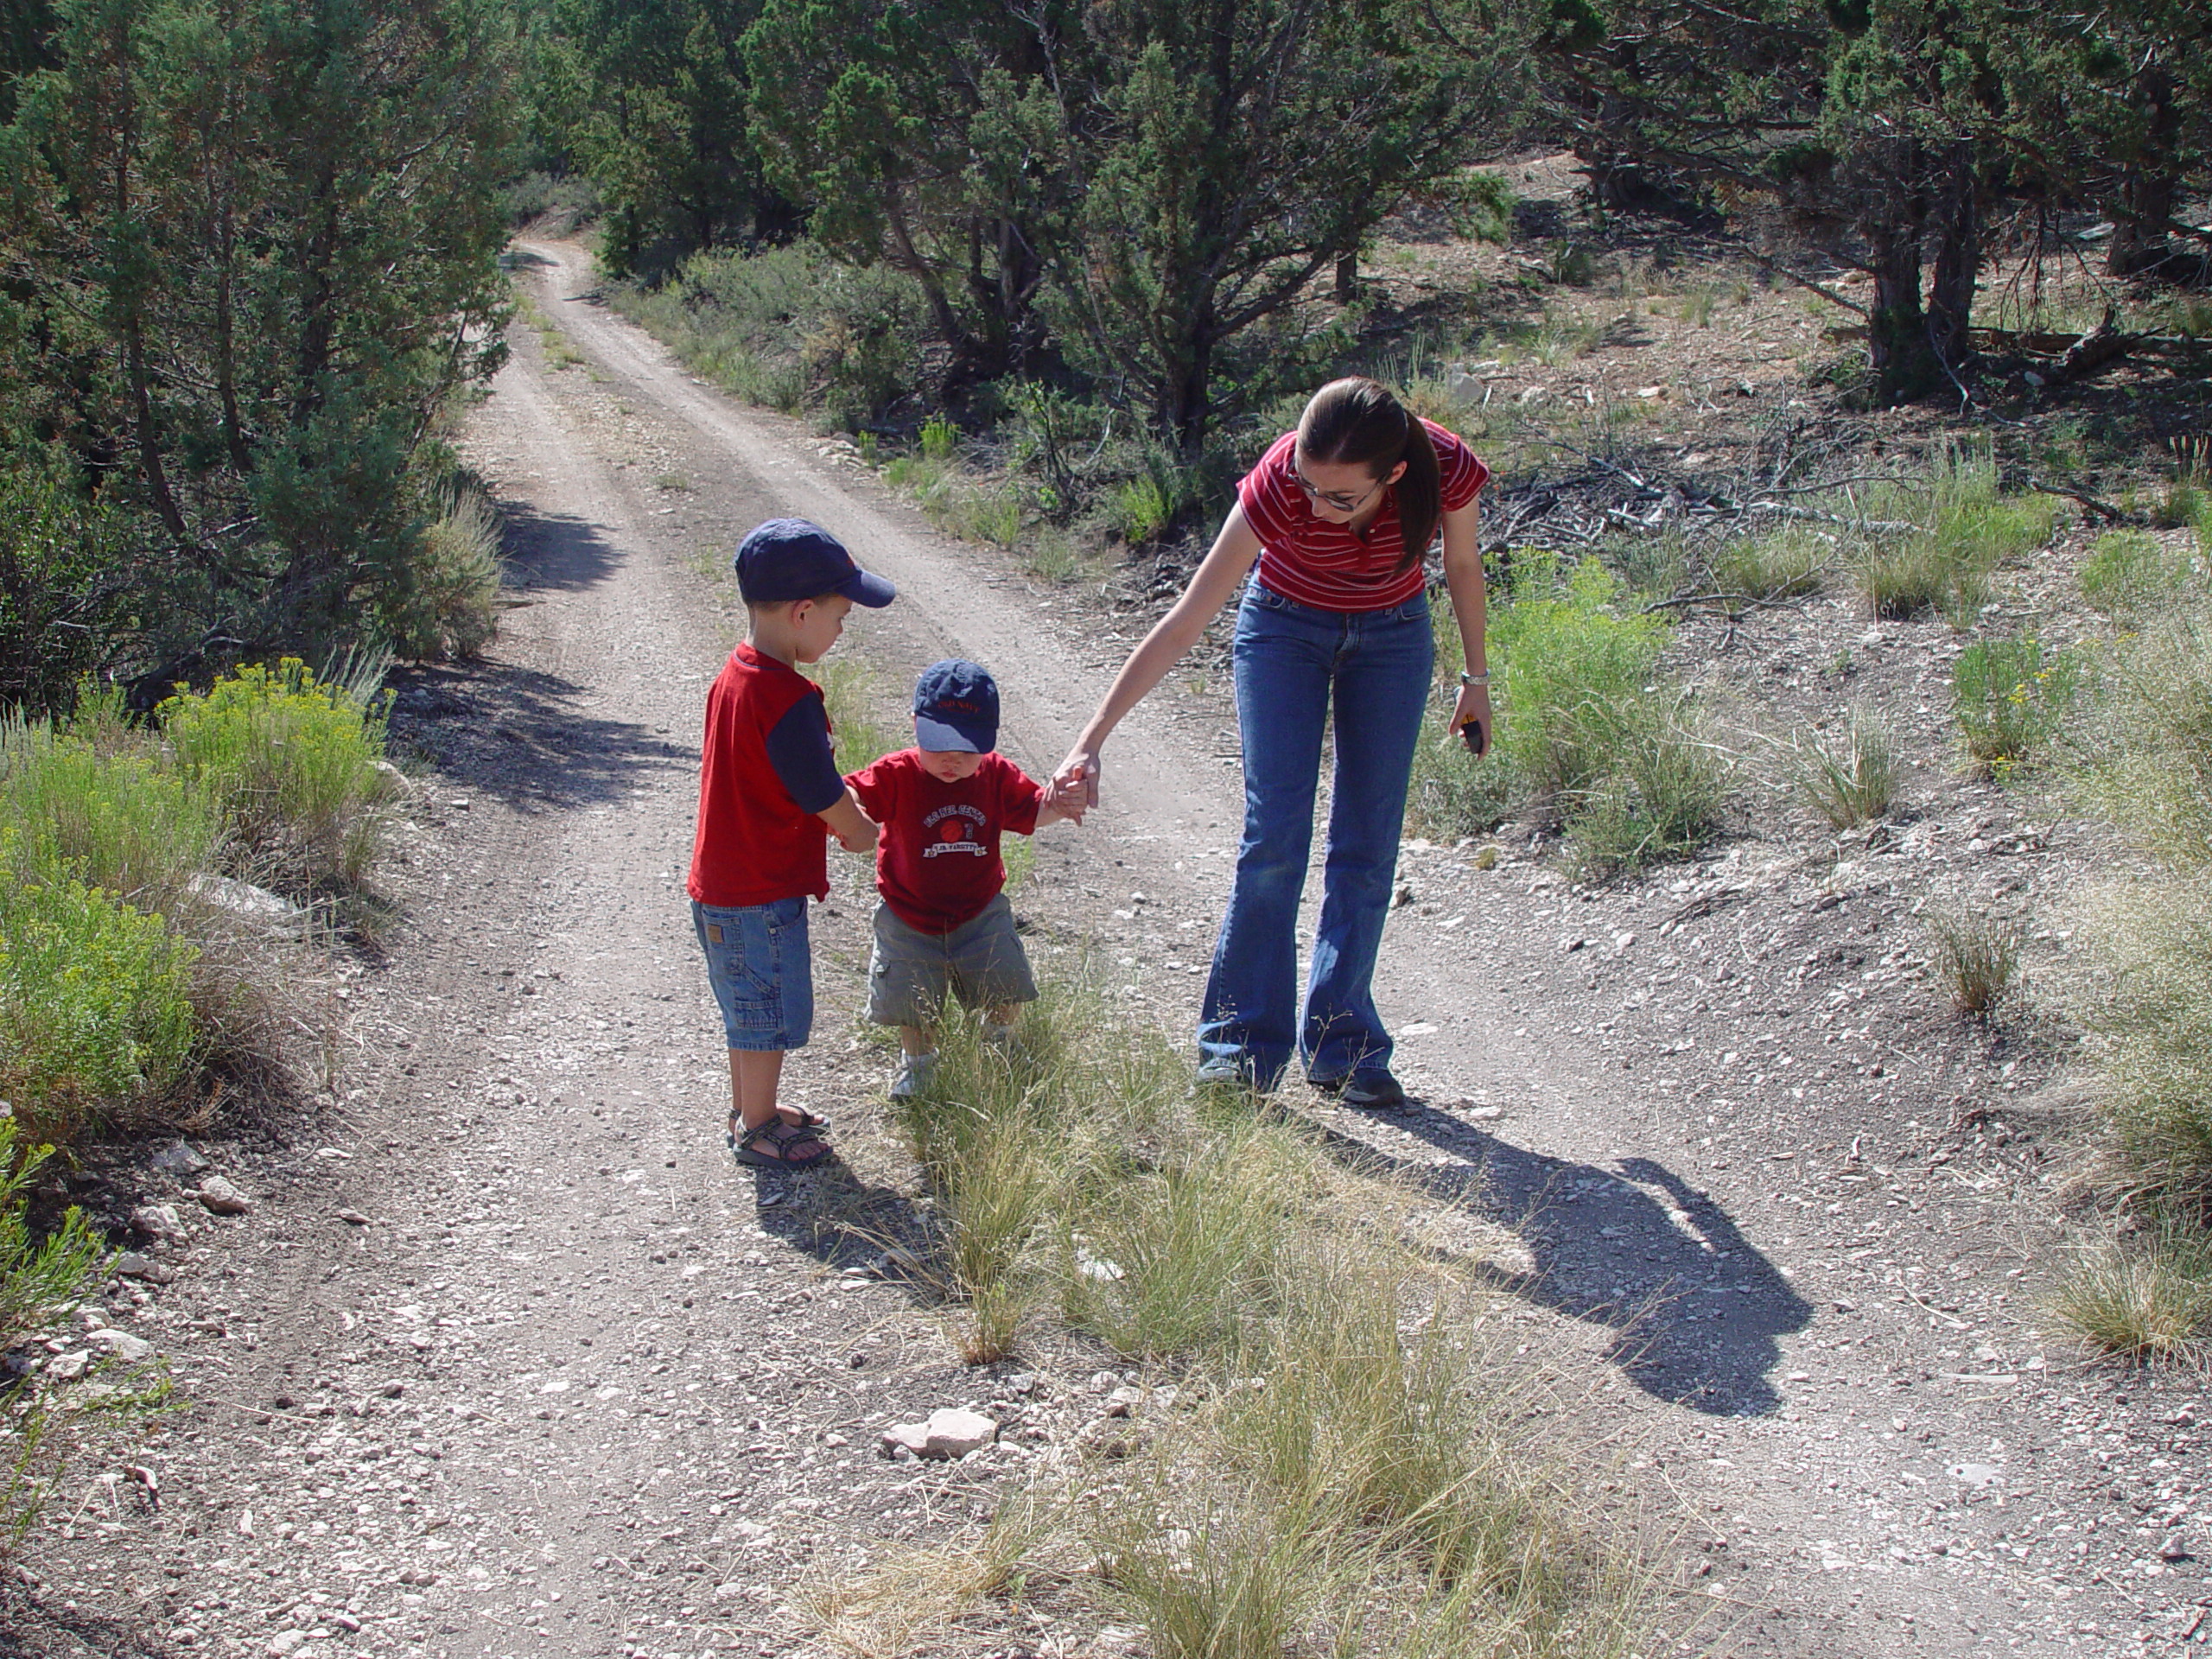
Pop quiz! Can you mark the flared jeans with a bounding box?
[1197,577,1433,1088]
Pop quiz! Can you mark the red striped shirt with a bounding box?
[1236,420,1489,613]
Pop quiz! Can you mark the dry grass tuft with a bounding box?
[1779,706,1897,829]
[856,985,1671,1656]
[1925,906,2024,1019]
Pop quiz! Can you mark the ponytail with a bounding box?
[1392,420,1442,575]
[1298,376,1444,575]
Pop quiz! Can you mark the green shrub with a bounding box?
[1563,694,1732,878]
[2080,529,2199,622]
[1853,444,2057,622]
[1951,632,2080,781]
[0,711,221,906]
[615,243,927,427]
[1489,557,1668,796]
[2077,607,2212,868]
[918,414,959,462]
[0,435,146,720]
[0,832,200,1141]
[378,486,502,662]
[950,486,1021,549]
[159,658,392,888]
[1433,171,1515,245]
[1406,560,1728,866]
[1111,474,1173,544]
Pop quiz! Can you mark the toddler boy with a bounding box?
[847,659,1083,1097]
[689,518,894,1168]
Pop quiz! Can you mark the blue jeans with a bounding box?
[1198,579,1433,1088]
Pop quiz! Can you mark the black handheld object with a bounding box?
[1460,717,1488,758]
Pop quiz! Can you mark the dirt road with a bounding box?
[16,242,2206,1659]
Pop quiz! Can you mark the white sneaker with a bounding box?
[890,1052,937,1100]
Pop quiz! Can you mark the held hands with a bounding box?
[1046,771,1090,825]
[833,817,879,855]
[1052,747,1102,811]
[1451,682,1493,759]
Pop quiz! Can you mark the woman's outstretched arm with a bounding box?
[1056,505,1262,805]
[1438,499,1491,752]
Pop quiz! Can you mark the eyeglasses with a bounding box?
[1292,469,1384,513]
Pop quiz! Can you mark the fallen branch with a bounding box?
[2049,318,2141,385]
[2023,476,2134,523]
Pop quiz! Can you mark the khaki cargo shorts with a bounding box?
[867,893,1037,1026]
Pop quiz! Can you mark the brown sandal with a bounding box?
[728,1116,833,1170]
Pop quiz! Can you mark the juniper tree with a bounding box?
[742,0,1081,385]
[1053,0,1521,458]
[540,0,791,276]
[0,0,515,680]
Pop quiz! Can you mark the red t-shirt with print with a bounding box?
[1236,418,1490,613]
[847,749,1045,934]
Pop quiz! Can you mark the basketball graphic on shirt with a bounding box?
[937,818,967,847]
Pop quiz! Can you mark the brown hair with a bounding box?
[1296,376,1442,575]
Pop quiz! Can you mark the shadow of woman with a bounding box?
[1326,1105,1813,1417]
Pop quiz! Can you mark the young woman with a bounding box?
[1056,378,1491,1106]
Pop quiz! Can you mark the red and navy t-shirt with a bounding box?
[846,749,1045,934]
[1236,419,1489,613]
[688,643,842,908]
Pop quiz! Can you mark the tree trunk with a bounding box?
[1166,322,1215,465]
[1334,248,1357,302]
[1866,143,1934,404]
[1924,138,1979,379]
[2107,67,2178,279]
[213,176,253,475]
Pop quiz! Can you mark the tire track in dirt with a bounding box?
[498,239,2106,1654]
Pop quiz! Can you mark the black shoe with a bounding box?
[1313,1070,1407,1110]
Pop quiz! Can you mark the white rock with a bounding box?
[196,1177,251,1216]
[45,1350,91,1382]
[268,1630,307,1656]
[86,1328,155,1364]
[188,873,308,938]
[131,1203,188,1242]
[882,1408,999,1460]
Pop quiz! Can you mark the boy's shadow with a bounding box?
[1332,1099,1813,1417]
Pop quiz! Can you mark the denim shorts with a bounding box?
[867,893,1036,1027]
[692,896,813,1052]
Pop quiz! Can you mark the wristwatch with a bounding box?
[1459,670,1491,688]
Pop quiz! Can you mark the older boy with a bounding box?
[689,518,893,1168]
[847,659,1084,1098]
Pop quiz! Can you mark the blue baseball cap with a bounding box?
[912,658,999,753]
[734,518,896,607]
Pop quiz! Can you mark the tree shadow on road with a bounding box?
[498,498,625,595]
[385,661,690,816]
[1320,1100,1813,1417]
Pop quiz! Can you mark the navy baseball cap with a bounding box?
[912,658,999,753]
[734,518,896,607]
